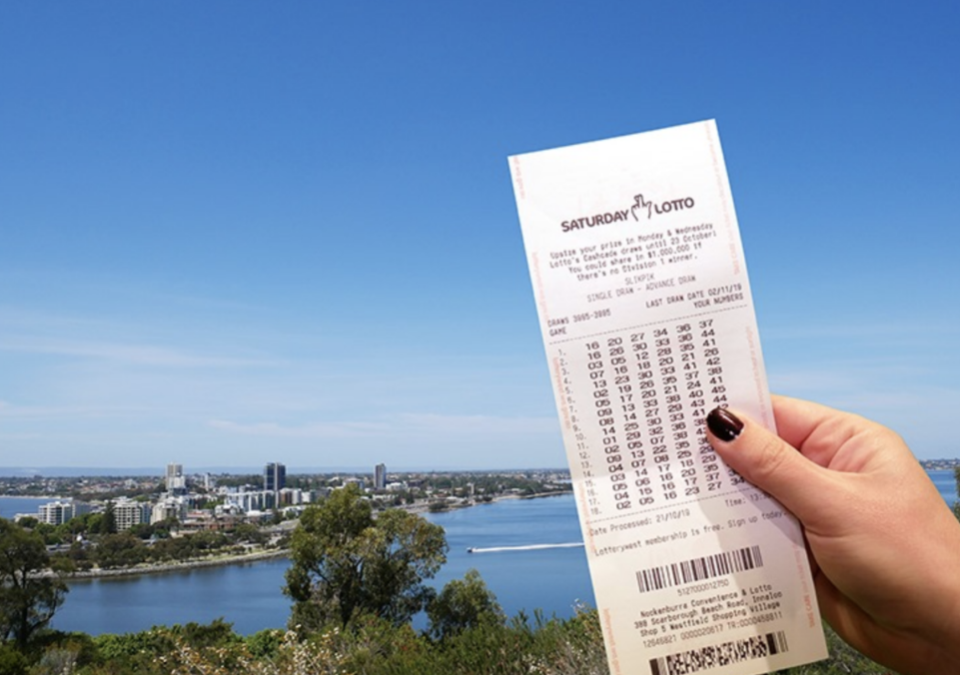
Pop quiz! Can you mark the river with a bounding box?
[1,469,956,636]
[50,493,593,635]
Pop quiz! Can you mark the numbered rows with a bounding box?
[571,320,744,516]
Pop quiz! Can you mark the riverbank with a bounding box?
[57,492,574,580]
[64,548,289,580]
[399,489,572,515]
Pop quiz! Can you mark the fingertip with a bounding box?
[706,407,744,442]
[705,406,753,480]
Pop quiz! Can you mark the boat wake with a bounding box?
[467,543,584,554]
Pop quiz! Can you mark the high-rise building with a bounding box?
[264,462,286,494]
[166,463,186,493]
[113,499,150,531]
[151,497,186,525]
[38,500,90,525]
[374,463,387,490]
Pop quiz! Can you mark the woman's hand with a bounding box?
[707,395,960,675]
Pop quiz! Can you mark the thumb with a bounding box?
[706,406,830,524]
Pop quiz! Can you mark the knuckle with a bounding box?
[745,432,790,484]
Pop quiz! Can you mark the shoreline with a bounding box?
[54,491,573,581]
[64,548,290,581]
[399,489,572,515]
[0,494,67,498]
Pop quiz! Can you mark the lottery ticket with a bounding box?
[509,120,827,675]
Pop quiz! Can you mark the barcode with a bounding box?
[636,545,763,593]
[649,630,788,675]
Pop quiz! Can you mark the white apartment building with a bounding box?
[37,500,91,525]
[151,497,187,525]
[113,499,150,531]
[227,490,268,513]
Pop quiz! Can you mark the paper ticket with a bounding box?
[509,120,827,675]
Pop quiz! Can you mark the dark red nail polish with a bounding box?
[707,407,744,442]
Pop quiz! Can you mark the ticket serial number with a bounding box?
[676,578,731,596]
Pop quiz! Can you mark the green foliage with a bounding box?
[66,526,264,571]
[84,621,242,674]
[94,533,147,569]
[345,607,604,675]
[7,602,891,675]
[188,531,230,551]
[329,615,427,672]
[68,513,98,537]
[0,520,69,650]
[244,628,284,659]
[82,515,102,538]
[90,630,169,674]
[27,641,89,675]
[32,524,66,548]
[152,517,179,538]
[127,523,155,540]
[56,543,92,573]
[99,502,117,536]
[427,569,504,640]
[284,484,448,630]
[77,624,347,675]
[777,622,889,674]
[178,618,242,650]
[434,617,536,674]
[525,605,608,675]
[233,523,268,546]
[148,536,192,562]
[0,644,28,675]
[29,631,98,669]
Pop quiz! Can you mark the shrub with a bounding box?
[0,645,28,675]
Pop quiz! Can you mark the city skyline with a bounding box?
[2,2,958,468]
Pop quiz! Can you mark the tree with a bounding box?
[0,520,70,650]
[284,484,447,630]
[427,569,504,640]
[233,523,267,546]
[93,533,146,569]
[127,523,155,540]
[100,501,117,535]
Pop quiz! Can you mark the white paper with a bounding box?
[510,120,827,675]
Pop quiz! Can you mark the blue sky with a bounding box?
[2,1,958,472]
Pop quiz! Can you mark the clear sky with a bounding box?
[2,1,958,472]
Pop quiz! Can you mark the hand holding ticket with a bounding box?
[707,398,960,675]
[509,120,828,675]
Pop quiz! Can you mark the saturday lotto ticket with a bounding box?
[509,120,827,675]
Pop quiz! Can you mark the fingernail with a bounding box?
[707,407,744,442]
